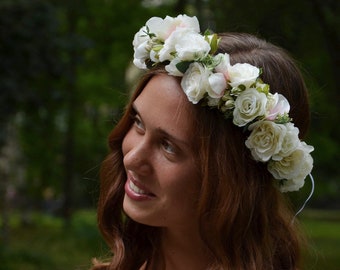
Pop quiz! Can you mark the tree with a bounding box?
[0,0,69,241]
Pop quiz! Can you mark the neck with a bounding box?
[147,225,212,270]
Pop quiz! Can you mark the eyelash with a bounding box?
[131,114,144,130]
[161,140,176,154]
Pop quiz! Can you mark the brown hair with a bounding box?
[94,32,310,270]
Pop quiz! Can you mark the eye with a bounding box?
[132,114,144,131]
[161,140,176,155]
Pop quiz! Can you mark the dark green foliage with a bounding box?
[0,210,339,269]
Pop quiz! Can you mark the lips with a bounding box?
[124,172,156,200]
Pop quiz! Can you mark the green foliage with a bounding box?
[0,211,106,270]
[301,209,340,270]
[0,0,64,109]
[1,209,339,270]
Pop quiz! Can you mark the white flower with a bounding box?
[144,17,167,39]
[142,15,199,41]
[132,26,149,50]
[245,121,287,162]
[233,88,267,127]
[132,17,166,67]
[132,33,151,69]
[131,14,315,193]
[272,122,300,160]
[207,72,227,98]
[132,15,200,68]
[159,28,210,62]
[228,63,260,88]
[266,93,290,120]
[161,14,200,39]
[176,31,211,60]
[214,53,230,81]
[165,58,184,76]
[181,62,211,104]
[268,142,314,192]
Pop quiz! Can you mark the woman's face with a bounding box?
[122,74,201,231]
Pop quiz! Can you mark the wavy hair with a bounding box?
[93,32,310,270]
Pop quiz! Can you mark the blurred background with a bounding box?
[0,0,339,269]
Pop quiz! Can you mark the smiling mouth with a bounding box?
[125,174,156,199]
[129,180,150,195]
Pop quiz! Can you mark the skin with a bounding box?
[122,74,211,269]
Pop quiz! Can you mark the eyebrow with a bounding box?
[131,103,191,149]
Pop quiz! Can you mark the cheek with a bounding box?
[163,174,202,223]
[163,165,201,204]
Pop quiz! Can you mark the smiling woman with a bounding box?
[93,14,314,270]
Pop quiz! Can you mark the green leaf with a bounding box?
[176,61,193,74]
[209,34,220,54]
[275,113,292,124]
[143,25,156,38]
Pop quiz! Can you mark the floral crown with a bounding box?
[132,14,314,192]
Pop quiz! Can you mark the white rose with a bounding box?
[272,123,300,160]
[176,30,211,60]
[245,121,287,162]
[181,62,211,104]
[159,28,210,62]
[207,72,227,98]
[233,88,267,126]
[266,93,290,120]
[228,63,260,88]
[268,142,314,192]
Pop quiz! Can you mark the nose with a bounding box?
[123,136,152,176]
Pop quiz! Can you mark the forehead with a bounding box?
[134,74,194,139]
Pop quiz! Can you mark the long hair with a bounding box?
[94,33,310,270]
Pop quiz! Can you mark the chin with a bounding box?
[122,195,157,226]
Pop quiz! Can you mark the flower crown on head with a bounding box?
[132,14,314,192]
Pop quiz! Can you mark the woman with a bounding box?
[93,15,314,270]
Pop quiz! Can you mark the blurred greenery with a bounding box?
[0,0,339,267]
[301,209,340,270]
[0,210,106,270]
[0,209,339,270]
